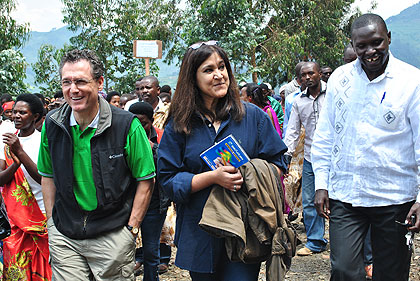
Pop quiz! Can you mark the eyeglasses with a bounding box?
[188,40,218,50]
[61,79,93,88]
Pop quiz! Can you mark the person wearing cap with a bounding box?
[129,102,170,281]
[2,101,14,121]
[261,83,284,127]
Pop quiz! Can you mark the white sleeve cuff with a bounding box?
[315,172,329,191]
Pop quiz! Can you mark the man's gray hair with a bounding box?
[59,49,104,80]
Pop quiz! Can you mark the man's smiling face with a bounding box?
[352,23,391,80]
[61,59,103,114]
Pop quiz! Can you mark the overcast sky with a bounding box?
[11,0,420,32]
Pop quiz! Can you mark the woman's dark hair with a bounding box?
[106,91,120,103]
[34,93,46,105]
[249,85,269,108]
[245,83,258,98]
[167,44,244,134]
[15,93,44,122]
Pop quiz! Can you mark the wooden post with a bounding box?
[145,58,150,76]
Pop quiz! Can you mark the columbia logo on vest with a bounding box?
[109,154,123,159]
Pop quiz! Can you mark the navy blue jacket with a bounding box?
[157,102,287,273]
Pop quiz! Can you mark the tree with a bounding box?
[169,0,360,87]
[0,0,30,51]
[32,44,72,96]
[0,0,30,96]
[258,0,356,86]
[61,0,180,93]
[165,0,266,82]
[0,49,28,95]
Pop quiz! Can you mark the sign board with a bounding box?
[133,40,162,59]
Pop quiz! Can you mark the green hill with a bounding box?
[21,2,420,91]
[21,26,180,91]
[386,2,420,68]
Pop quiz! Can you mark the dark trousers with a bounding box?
[189,248,260,281]
[135,208,167,281]
[363,226,373,265]
[329,199,413,281]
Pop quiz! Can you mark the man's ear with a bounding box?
[97,76,104,91]
[387,31,391,45]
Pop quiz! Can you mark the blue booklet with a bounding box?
[200,134,250,170]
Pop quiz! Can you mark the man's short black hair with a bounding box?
[54,90,63,99]
[15,93,44,122]
[106,91,120,102]
[344,43,353,52]
[34,93,46,105]
[351,13,388,35]
[159,92,171,102]
[142,76,160,88]
[295,61,306,78]
[301,61,321,73]
[161,85,171,93]
[1,93,13,105]
[129,101,154,120]
[59,49,104,80]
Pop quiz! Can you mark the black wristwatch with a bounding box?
[126,225,139,235]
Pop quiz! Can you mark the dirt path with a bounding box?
[137,219,420,281]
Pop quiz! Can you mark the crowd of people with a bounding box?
[0,12,419,281]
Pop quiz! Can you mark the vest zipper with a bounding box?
[83,214,88,234]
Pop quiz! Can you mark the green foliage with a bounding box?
[0,0,30,95]
[166,0,265,81]
[0,0,30,51]
[258,0,356,86]
[32,44,72,96]
[168,0,359,87]
[61,0,180,93]
[0,49,28,96]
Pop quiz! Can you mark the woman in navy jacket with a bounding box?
[157,42,287,281]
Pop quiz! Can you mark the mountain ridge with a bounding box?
[20,3,420,92]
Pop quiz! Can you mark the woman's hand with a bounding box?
[213,165,243,192]
[2,133,23,157]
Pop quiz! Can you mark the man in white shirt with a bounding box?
[284,61,327,256]
[125,76,169,129]
[284,62,305,98]
[312,14,420,280]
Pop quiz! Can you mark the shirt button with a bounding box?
[208,123,212,127]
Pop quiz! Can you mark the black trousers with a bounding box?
[329,199,413,281]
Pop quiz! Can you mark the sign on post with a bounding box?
[133,40,162,75]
